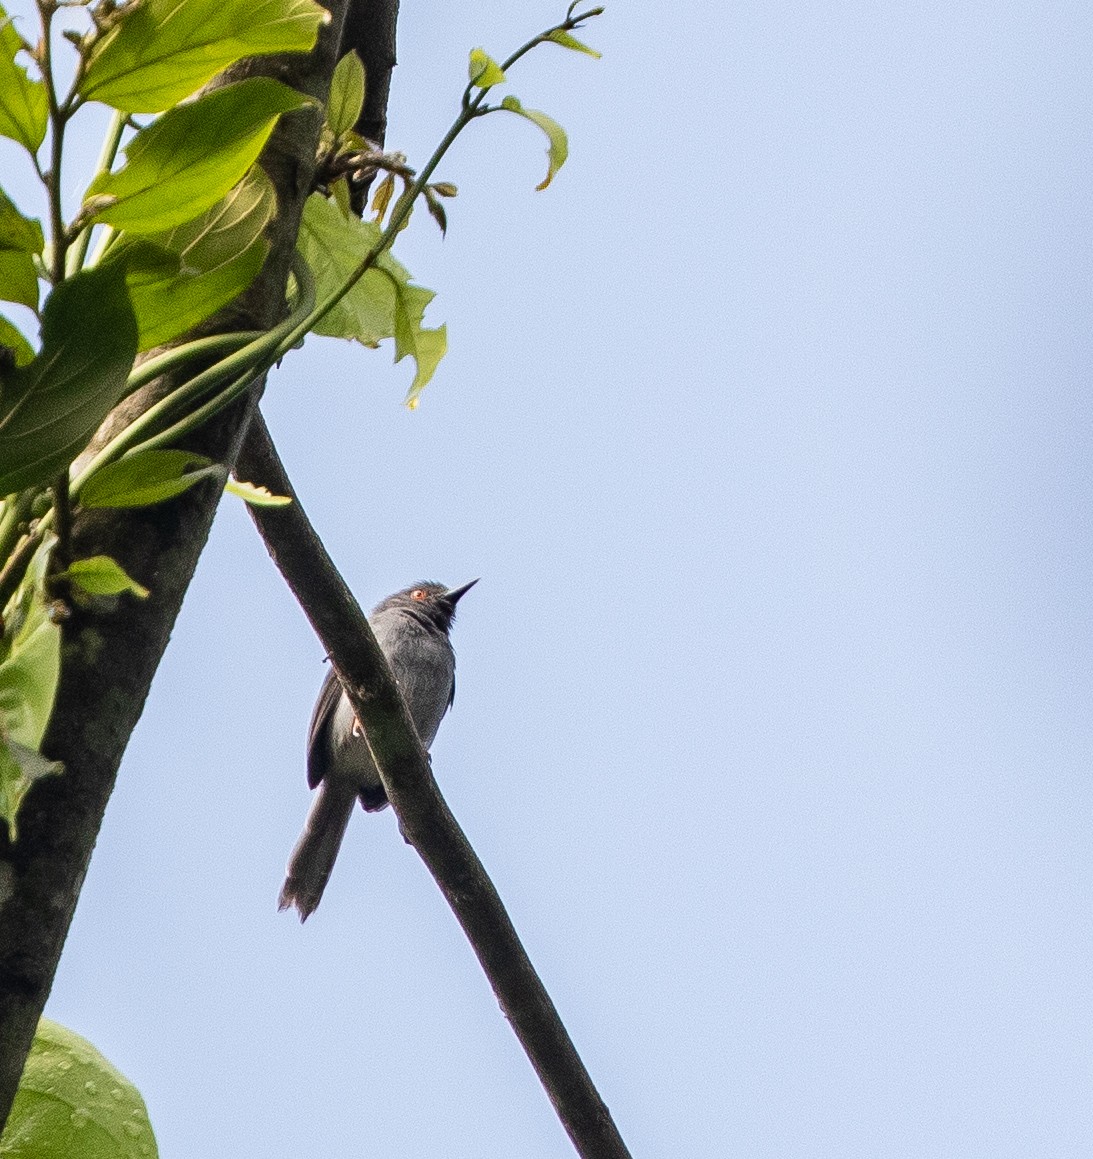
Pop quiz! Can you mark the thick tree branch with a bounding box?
[339,0,400,213]
[0,7,350,1129]
[234,412,633,1159]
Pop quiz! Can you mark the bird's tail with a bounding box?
[278,781,357,921]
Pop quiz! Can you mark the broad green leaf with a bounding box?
[225,477,291,506]
[0,541,61,841]
[108,167,275,350]
[327,50,365,136]
[78,448,219,508]
[0,5,47,152]
[58,555,149,599]
[0,189,44,310]
[297,194,446,402]
[84,78,310,233]
[0,314,33,366]
[0,1018,158,1159]
[80,0,327,113]
[546,28,601,58]
[468,48,506,88]
[392,281,447,406]
[0,265,137,496]
[500,95,568,190]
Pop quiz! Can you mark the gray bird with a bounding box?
[279,579,477,920]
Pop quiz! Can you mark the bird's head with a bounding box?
[374,579,479,633]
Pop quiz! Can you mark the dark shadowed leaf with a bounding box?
[80,0,326,112]
[84,79,310,233]
[0,266,137,495]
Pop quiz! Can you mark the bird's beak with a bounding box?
[442,578,479,606]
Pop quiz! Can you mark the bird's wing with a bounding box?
[306,667,342,788]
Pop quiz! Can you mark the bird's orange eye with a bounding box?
[410,588,428,600]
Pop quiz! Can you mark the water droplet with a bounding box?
[84,1080,99,1097]
[57,1058,73,1071]
[110,1087,123,1100]
[70,1108,91,1129]
[130,1108,145,1121]
[124,1121,141,1137]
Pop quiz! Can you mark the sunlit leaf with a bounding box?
[500,95,568,190]
[1,1018,158,1158]
[0,3,47,152]
[84,79,310,233]
[296,194,446,402]
[327,50,365,136]
[0,541,60,841]
[56,555,150,599]
[546,28,601,58]
[0,265,137,496]
[107,167,276,350]
[0,188,44,310]
[468,47,506,88]
[78,449,220,508]
[225,477,291,506]
[80,0,327,112]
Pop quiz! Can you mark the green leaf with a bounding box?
[468,47,506,88]
[225,477,291,506]
[296,194,447,402]
[499,96,568,190]
[107,167,275,351]
[327,50,365,137]
[0,188,44,310]
[0,265,137,496]
[57,556,149,599]
[84,78,311,233]
[0,541,61,842]
[393,282,447,407]
[80,0,327,113]
[546,28,601,58]
[78,448,220,508]
[0,5,47,152]
[0,1018,158,1159]
[0,314,34,366]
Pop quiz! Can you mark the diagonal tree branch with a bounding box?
[234,411,634,1159]
[0,6,351,1129]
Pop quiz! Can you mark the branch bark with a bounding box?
[0,8,350,1128]
[234,413,634,1159]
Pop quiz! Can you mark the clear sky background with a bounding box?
[6,0,1093,1155]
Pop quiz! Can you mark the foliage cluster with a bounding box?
[0,0,600,1150]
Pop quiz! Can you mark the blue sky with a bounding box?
[7,1,1093,1155]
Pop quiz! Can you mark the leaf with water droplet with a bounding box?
[0,1018,159,1158]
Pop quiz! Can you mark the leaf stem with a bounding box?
[66,110,127,276]
[69,261,315,500]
